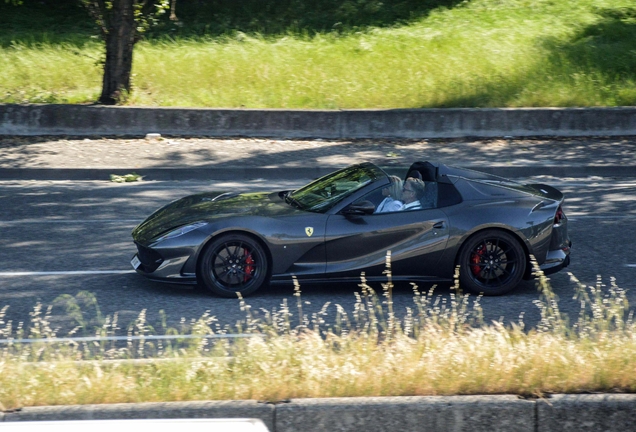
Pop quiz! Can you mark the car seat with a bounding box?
[405,161,438,209]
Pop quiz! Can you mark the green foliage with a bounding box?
[132,0,171,36]
[149,0,464,38]
[0,1,94,47]
[76,0,171,40]
[110,172,143,182]
[0,0,464,45]
[1,0,635,107]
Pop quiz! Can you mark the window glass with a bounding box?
[289,164,386,213]
[354,186,402,214]
[355,180,447,213]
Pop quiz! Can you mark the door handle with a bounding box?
[433,221,445,229]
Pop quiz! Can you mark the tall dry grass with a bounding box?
[1,257,636,410]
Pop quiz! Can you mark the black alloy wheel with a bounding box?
[198,234,269,298]
[458,230,526,296]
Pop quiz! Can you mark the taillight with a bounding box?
[554,206,564,225]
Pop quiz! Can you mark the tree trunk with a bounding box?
[99,0,136,105]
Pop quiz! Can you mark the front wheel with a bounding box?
[198,234,269,298]
[457,230,526,296]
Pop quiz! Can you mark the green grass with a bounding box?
[1,263,636,409]
[1,0,636,107]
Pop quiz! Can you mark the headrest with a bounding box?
[407,170,422,180]
[406,161,437,182]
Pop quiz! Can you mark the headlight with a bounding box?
[154,222,207,242]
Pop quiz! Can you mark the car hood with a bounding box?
[132,191,296,244]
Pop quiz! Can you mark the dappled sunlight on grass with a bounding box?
[1,0,635,107]
[0,41,102,104]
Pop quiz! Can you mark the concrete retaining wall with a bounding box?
[2,104,636,138]
[3,395,636,432]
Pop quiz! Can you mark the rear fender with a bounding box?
[432,224,533,281]
[453,225,532,269]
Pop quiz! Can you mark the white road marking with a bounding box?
[0,219,141,225]
[626,264,636,268]
[0,180,308,189]
[0,333,261,345]
[555,182,636,188]
[568,215,636,220]
[0,270,135,277]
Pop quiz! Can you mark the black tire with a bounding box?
[457,230,526,296]
[198,234,269,298]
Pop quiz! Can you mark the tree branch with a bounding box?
[79,0,109,38]
[169,0,177,21]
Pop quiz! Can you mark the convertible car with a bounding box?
[131,161,571,297]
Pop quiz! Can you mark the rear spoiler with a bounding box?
[526,183,564,203]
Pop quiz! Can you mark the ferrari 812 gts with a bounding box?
[131,161,571,297]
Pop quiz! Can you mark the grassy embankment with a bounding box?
[1,262,635,410]
[0,0,635,108]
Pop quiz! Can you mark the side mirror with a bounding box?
[343,200,375,216]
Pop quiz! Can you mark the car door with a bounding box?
[267,212,329,280]
[324,207,450,280]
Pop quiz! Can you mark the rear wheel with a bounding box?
[458,230,526,296]
[198,234,268,298]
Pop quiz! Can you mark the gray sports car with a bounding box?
[131,161,571,297]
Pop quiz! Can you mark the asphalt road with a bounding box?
[1,176,635,338]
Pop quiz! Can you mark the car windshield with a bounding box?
[288,164,386,213]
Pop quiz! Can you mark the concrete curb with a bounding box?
[537,394,636,432]
[0,165,634,181]
[2,104,636,138]
[276,396,535,432]
[3,395,636,432]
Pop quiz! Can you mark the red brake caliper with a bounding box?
[471,245,486,276]
[243,251,254,282]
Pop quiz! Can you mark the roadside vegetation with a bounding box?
[1,260,635,410]
[1,0,635,107]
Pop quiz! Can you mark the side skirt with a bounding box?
[269,275,452,285]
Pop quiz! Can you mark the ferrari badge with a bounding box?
[305,227,314,237]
